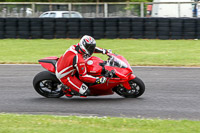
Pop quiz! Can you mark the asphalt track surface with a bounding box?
[0,64,199,120]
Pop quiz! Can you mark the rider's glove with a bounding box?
[96,77,107,84]
[107,49,112,54]
[103,49,112,54]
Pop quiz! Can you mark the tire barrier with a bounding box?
[0,17,199,39]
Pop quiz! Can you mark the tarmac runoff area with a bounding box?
[0,64,199,120]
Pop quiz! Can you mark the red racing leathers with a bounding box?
[56,44,106,95]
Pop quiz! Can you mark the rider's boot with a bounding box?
[61,85,73,98]
[65,91,73,98]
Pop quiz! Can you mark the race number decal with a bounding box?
[87,60,93,65]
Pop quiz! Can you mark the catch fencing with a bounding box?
[0,2,200,18]
[0,17,199,40]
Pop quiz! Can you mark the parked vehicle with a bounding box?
[39,11,83,18]
[152,0,194,17]
[33,53,145,98]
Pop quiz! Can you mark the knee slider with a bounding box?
[79,83,89,95]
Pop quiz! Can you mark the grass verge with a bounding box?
[0,39,200,66]
[0,113,199,133]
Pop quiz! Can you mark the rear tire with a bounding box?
[33,71,64,98]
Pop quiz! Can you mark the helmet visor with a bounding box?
[85,44,96,55]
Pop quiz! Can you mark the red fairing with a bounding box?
[39,56,59,73]
[85,56,104,76]
[104,66,132,79]
[39,62,55,73]
[129,74,136,80]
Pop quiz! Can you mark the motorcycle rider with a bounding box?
[56,35,111,97]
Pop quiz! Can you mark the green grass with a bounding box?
[0,113,199,133]
[1,39,199,132]
[0,39,200,66]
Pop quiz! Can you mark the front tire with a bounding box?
[114,77,145,98]
[33,71,64,98]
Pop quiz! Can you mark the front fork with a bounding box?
[121,74,136,90]
[106,68,136,91]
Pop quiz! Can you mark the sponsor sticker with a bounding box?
[90,71,96,73]
[79,63,85,66]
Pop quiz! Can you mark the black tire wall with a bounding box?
[0,17,199,39]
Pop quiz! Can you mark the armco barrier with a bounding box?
[0,17,199,39]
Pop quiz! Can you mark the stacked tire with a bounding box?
[144,18,157,39]
[157,18,170,39]
[30,18,43,39]
[131,18,144,39]
[93,18,105,39]
[42,18,55,39]
[105,18,118,39]
[170,18,183,39]
[2,17,200,40]
[197,19,200,39]
[55,18,68,38]
[80,18,93,38]
[0,18,4,39]
[5,18,18,38]
[118,18,131,39]
[183,18,196,39]
[18,18,30,39]
[68,18,80,38]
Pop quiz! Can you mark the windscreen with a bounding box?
[106,56,127,68]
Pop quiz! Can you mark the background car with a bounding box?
[39,11,83,18]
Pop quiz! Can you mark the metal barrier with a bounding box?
[0,17,199,40]
[0,2,200,18]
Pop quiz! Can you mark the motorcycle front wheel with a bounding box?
[114,77,145,98]
[33,71,64,98]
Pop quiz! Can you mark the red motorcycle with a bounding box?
[33,53,145,98]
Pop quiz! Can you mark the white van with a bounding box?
[152,0,194,17]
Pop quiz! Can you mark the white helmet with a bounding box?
[79,35,96,56]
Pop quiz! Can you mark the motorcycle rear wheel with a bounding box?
[33,71,64,98]
[115,77,145,98]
